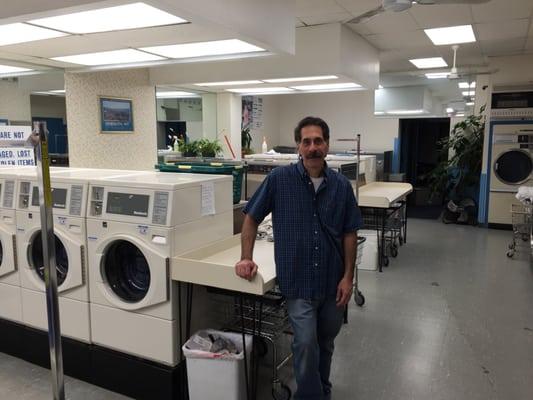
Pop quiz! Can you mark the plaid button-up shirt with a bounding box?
[243,160,362,300]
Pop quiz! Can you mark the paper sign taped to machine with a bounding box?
[201,182,216,216]
[0,148,35,167]
[0,126,32,142]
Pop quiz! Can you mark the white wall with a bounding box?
[0,80,31,123]
[276,90,399,152]
[248,96,279,153]
[30,95,67,122]
[65,69,157,170]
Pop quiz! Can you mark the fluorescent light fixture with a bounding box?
[290,83,361,91]
[459,82,476,89]
[140,39,264,59]
[0,23,67,46]
[456,113,465,117]
[378,85,384,89]
[466,102,474,106]
[0,65,32,74]
[387,109,425,115]
[374,111,385,115]
[262,75,338,83]
[226,87,294,94]
[157,91,198,98]
[424,25,476,45]
[462,91,475,96]
[29,2,187,34]
[49,89,65,93]
[425,72,450,79]
[409,57,447,69]
[51,49,165,66]
[446,107,454,113]
[33,90,65,96]
[196,80,262,87]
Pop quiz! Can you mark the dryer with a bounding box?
[15,168,143,342]
[489,124,533,225]
[86,172,233,366]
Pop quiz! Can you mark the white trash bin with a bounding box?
[359,230,378,271]
[183,330,253,400]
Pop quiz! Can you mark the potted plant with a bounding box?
[178,139,200,157]
[197,138,222,158]
[426,106,485,222]
[241,128,253,156]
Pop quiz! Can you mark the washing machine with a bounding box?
[87,172,233,365]
[489,124,533,225]
[15,168,145,342]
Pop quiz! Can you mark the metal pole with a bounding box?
[356,133,361,200]
[34,121,65,400]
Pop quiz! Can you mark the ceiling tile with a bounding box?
[480,38,526,57]
[295,0,346,16]
[299,12,352,26]
[335,0,381,15]
[408,4,472,28]
[475,19,529,41]
[362,10,419,34]
[380,59,414,73]
[365,30,433,51]
[472,0,533,23]
[346,23,373,36]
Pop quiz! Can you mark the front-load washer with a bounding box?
[489,124,533,225]
[15,168,145,343]
[87,172,233,365]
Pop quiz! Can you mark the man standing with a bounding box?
[235,116,362,399]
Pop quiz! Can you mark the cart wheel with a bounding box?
[272,382,292,400]
[354,291,365,307]
[399,236,404,246]
[383,256,390,267]
[255,337,268,358]
[507,250,514,258]
[391,247,398,258]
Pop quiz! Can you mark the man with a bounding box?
[235,116,362,400]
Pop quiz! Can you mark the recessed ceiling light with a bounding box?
[49,89,65,93]
[226,87,294,94]
[140,39,264,59]
[51,49,166,66]
[446,107,454,113]
[28,2,187,34]
[0,65,33,74]
[290,83,361,91]
[462,91,475,96]
[374,111,385,115]
[196,80,262,87]
[458,82,476,89]
[378,85,384,89]
[456,113,465,117]
[157,91,199,98]
[425,72,450,79]
[262,75,338,83]
[466,102,474,106]
[424,25,476,45]
[409,57,447,69]
[387,109,425,115]
[0,23,67,46]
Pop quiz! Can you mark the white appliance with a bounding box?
[87,172,233,365]
[15,168,143,342]
[489,124,533,224]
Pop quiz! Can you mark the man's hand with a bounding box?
[336,276,353,307]
[235,259,258,281]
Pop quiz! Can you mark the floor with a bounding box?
[1,219,532,400]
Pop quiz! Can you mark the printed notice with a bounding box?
[0,126,35,167]
[201,182,216,216]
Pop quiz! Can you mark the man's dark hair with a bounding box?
[294,116,330,143]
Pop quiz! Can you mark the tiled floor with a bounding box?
[1,219,532,399]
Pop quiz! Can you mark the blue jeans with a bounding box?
[286,298,344,400]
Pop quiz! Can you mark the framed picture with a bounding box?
[99,97,134,133]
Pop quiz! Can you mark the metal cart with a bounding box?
[507,202,533,258]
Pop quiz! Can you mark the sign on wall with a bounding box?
[0,125,35,166]
[241,96,263,131]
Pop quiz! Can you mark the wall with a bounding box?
[0,79,31,123]
[248,95,279,153]
[65,69,157,170]
[30,95,67,122]
[276,90,399,152]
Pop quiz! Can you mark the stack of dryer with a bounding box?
[85,171,233,398]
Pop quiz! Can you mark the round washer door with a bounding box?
[494,150,533,185]
[102,240,151,303]
[29,231,69,286]
[0,240,3,269]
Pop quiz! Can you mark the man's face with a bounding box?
[297,125,329,169]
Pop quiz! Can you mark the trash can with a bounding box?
[183,330,253,400]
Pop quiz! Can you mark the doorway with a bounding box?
[399,117,450,218]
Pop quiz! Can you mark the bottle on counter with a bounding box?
[262,136,268,153]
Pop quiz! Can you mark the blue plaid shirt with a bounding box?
[243,160,362,300]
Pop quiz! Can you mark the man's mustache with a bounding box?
[306,151,324,159]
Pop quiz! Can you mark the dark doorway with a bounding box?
[400,118,450,218]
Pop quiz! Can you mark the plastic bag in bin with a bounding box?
[183,330,246,360]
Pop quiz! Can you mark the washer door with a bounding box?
[29,231,69,286]
[103,240,151,302]
[0,226,15,277]
[494,150,532,185]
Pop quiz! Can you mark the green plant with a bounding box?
[178,139,200,157]
[241,128,252,152]
[197,138,222,158]
[427,106,485,201]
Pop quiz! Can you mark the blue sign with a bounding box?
[100,97,134,133]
